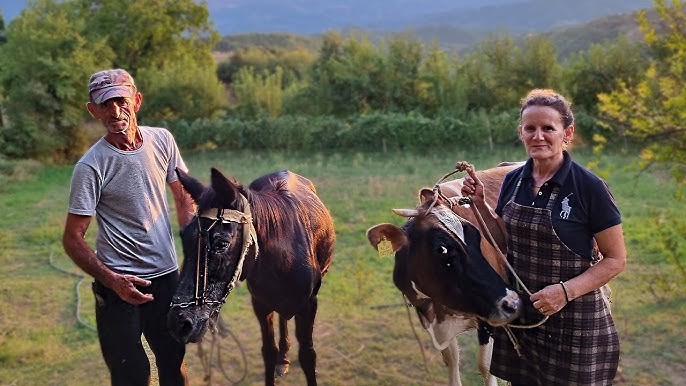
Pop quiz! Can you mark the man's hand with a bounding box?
[108,274,154,305]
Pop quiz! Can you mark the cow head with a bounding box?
[367,189,520,327]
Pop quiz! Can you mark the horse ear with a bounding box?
[210,167,239,207]
[176,168,205,203]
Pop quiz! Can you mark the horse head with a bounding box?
[167,167,258,343]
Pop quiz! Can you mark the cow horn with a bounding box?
[392,208,419,217]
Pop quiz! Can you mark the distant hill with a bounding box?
[207,0,522,35]
[216,7,652,63]
[5,0,654,59]
[207,0,652,36]
[419,0,652,33]
[5,0,653,38]
[544,11,649,58]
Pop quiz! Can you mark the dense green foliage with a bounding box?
[160,112,520,152]
[215,33,320,53]
[0,0,224,161]
[0,0,112,161]
[0,0,685,193]
[599,0,686,186]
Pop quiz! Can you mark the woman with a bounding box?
[461,89,626,385]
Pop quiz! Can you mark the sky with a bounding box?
[2,1,27,22]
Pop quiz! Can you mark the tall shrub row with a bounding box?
[162,111,521,152]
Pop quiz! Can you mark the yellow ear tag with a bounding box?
[377,237,393,258]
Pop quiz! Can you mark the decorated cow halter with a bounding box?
[172,193,258,308]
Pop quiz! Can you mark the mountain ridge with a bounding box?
[2,0,653,36]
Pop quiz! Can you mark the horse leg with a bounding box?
[252,300,278,386]
[275,313,291,377]
[294,296,318,386]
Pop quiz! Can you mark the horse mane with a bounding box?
[192,169,324,252]
[244,170,315,242]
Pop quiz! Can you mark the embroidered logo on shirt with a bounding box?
[560,193,573,219]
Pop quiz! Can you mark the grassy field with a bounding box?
[1,147,684,385]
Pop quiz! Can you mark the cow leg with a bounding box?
[440,338,462,386]
[252,299,278,386]
[477,324,497,386]
[476,338,497,386]
[275,314,291,377]
[295,297,318,386]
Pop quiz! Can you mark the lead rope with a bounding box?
[433,162,549,357]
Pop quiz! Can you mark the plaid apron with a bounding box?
[490,179,620,385]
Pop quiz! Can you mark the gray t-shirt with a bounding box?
[67,126,187,278]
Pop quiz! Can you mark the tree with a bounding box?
[304,32,384,116]
[231,66,285,118]
[0,9,7,129]
[382,35,423,112]
[0,0,113,160]
[0,0,223,160]
[416,44,466,117]
[77,0,218,74]
[598,0,686,183]
[137,60,228,122]
[510,35,561,93]
[459,34,521,111]
[563,36,648,113]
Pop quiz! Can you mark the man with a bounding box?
[62,69,193,386]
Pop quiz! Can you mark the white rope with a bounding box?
[48,250,97,332]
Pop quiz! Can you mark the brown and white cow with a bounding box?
[366,162,522,386]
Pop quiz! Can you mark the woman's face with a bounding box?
[518,105,574,161]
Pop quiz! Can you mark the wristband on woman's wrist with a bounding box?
[559,281,570,303]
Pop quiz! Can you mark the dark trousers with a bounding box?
[93,272,188,386]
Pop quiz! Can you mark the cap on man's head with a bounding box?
[88,69,136,104]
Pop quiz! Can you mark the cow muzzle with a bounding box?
[486,289,521,326]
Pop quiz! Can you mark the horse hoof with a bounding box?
[275,363,290,377]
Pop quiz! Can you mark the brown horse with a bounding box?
[167,168,335,386]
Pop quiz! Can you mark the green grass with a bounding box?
[0,147,684,385]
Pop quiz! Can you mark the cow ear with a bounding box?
[210,168,239,207]
[419,188,435,203]
[176,168,205,203]
[366,223,408,252]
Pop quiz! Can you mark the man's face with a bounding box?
[87,93,141,134]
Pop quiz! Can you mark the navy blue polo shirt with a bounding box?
[494,151,622,259]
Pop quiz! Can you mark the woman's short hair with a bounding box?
[519,89,574,128]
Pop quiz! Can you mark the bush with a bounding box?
[164,112,529,153]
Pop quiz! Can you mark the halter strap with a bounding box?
[171,193,258,308]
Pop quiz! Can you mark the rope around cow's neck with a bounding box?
[432,161,550,356]
[434,162,548,325]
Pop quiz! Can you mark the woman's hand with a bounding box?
[530,283,568,316]
[460,165,486,204]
